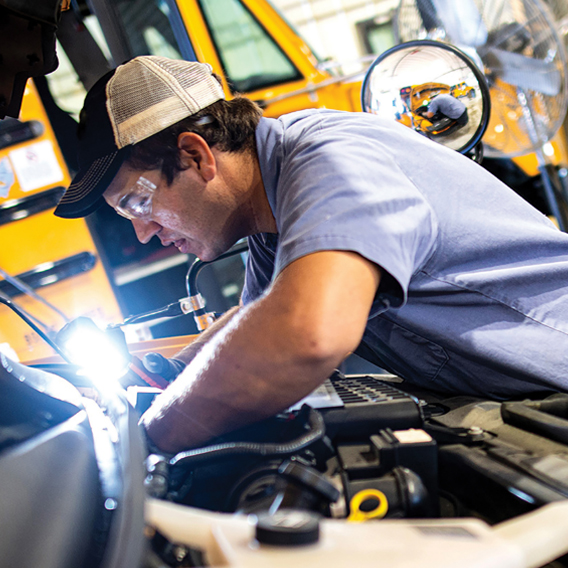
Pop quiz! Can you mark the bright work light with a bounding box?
[56,317,130,381]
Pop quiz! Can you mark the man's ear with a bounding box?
[177,132,216,182]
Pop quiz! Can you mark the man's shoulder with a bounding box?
[275,109,402,152]
[277,108,382,133]
[278,108,343,123]
[259,109,416,151]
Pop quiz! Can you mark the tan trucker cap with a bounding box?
[54,56,225,218]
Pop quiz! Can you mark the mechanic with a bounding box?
[55,55,568,453]
[424,93,468,127]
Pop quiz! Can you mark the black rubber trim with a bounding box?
[0,186,66,226]
[0,252,97,297]
[0,118,44,150]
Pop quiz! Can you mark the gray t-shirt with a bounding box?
[242,109,568,398]
[428,94,466,118]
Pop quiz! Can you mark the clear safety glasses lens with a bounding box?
[116,176,157,220]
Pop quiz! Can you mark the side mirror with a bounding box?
[361,40,491,157]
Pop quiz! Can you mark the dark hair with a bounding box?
[127,96,263,185]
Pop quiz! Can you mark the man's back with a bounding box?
[247,109,568,397]
[427,94,466,119]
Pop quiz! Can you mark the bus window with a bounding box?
[198,0,301,92]
[114,0,182,59]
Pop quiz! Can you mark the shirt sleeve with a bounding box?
[273,114,439,310]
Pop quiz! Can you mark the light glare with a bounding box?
[543,143,555,157]
[63,324,128,380]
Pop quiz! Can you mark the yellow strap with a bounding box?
[347,489,389,523]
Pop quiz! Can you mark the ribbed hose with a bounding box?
[169,407,325,467]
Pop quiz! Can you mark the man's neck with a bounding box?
[213,147,277,237]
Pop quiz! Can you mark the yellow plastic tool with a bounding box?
[347,489,389,523]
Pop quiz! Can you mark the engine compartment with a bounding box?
[3,354,568,568]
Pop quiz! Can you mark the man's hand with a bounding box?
[141,250,380,453]
[142,353,186,382]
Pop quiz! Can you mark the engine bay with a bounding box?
[4,351,568,568]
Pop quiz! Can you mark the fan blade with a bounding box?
[431,0,488,47]
[484,47,561,96]
[416,0,441,32]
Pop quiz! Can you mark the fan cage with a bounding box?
[395,0,568,158]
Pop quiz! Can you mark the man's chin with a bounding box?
[197,243,237,262]
[196,250,222,262]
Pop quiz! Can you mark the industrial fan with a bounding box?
[395,0,568,228]
[395,0,568,159]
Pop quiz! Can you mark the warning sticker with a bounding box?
[0,158,15,198]
[9,140,64,192]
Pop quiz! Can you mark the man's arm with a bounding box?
[173,305,241,365]
[141,305,241,381]
[141,250,381,453]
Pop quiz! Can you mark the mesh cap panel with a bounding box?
[106,56,225,148]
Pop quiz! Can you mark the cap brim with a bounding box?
[54,147,129,218]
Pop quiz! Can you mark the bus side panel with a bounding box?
[0,81,122,363]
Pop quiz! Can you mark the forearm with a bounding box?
[141,251,380,453]
[141,298,342,452]
[172,305,241,366]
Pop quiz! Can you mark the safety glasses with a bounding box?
[115,176,157,220]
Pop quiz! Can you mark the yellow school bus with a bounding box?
[5,0,568,362]
[1,0,367,362]
[0,81,122,362]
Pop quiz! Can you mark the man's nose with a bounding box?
[131,219,161,244]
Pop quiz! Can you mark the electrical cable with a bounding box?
[185,241,249,297]
[113,300,188,327]
[185,241,249,332]
[0,289,52,333]
[0,296,70,362]
[0,266,70,323]
[108,242,250,331]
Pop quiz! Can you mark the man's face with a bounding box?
[104,163,245,261]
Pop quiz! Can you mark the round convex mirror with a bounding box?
[361,40,490,155]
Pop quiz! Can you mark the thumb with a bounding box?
[142,352,185,382]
